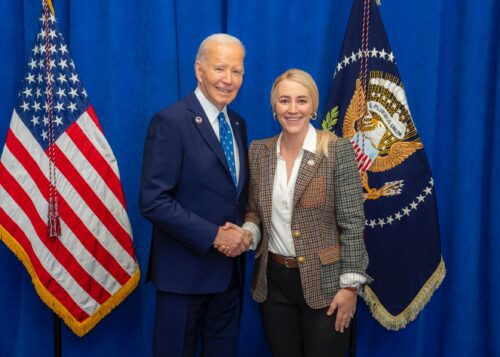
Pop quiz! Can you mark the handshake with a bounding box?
[213,222,253,257]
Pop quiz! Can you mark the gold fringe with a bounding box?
[362,257,445,330]
[0,224,140,337]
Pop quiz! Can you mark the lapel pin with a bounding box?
[307,159,315,166]
[195,116,203,124]
[235,121,240,125]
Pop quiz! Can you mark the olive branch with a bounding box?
[321,106,339,132]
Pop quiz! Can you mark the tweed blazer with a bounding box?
[246,131,371,309]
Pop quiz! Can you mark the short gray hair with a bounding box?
[195,33,246,63]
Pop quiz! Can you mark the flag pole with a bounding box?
[54,313,62,357]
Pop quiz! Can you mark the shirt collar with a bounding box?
[276,123,317,155]
[195,87,228,124]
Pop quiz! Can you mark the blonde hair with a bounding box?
[270,69,335,156]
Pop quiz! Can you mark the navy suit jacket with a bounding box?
[140,92,248,294]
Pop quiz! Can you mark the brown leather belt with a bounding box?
[269,252,299,268]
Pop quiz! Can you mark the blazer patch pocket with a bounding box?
[300,177,326,208]
[318,246,341,265]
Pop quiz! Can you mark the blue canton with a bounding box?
[16,13,90,150]
[217,112,237,187]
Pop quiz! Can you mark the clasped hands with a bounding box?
[213,222,252,257]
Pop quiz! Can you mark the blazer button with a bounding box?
[297,256,305,264]
[292,230,301,238]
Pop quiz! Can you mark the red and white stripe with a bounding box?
[351,138,373,173]
[0,107,137,322]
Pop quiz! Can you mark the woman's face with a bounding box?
[274,79,313,138]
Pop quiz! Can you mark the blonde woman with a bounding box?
[223,68,371,356]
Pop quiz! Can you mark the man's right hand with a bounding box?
[213,223,251,257]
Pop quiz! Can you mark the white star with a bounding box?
[58,59,68,70]
[378,218,386,227]
[336,62,343,72]
[424,187,432,195]
[36,88,42,97]
[37,73,43,83]
[59,44,68,55]
[26,73,36,84]
[68,88,78,98]
[48,59,56,70]
[69,73,79,84]
[395,212,402,220]
[56,87,66,98]
[38,59,44,68]
[20,101,30,112]
[43,116,49,126]
[41,130,48,140]
[386,216,394,225]
[57,73,67,84]
[369,220,376,228]
[48,29,57,40]
[43,101,49,111]
[28,59,38,70]
[22,87,33,98]
[32,101,41,112]
[402,207,411,216]
[356,49,363,59]
[32,46,40,55]
[48,14,56,24]
[49,44,57,55]
[379,48,387,59]
[70,59,75,69]
[39,44,46,54]
[54,116,63,126]
[342,55,350,66]
[82,88,88,98]
[370,47,378,57]
[31,116,40,126]
[410,201,418,210]
[430,177,434,186]
[387,52,395,62]
[350,51,357,63]
[55,102,65,112]
[37,29,46,40]
[67,102,77,112]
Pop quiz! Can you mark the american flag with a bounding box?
[0,4,140,336]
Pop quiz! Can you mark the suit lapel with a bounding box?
[186,93,231,175]
[292,150,324,209]
[260,137,278,235]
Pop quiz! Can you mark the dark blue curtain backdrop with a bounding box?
[0,0,498,356]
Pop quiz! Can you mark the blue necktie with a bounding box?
[217,112,237,187]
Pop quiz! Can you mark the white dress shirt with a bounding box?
[195,87,240,183]
[243,124,365,287]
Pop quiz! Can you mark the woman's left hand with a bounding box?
[326,288,357,333]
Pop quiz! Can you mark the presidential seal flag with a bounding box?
[323,0,445,330]
[0,1,139,336]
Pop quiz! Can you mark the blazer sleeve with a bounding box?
[139,113,218,256]
[333,138,371,281]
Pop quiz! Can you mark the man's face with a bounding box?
[195,42,244,110]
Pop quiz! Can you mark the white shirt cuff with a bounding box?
[242,222,261,250]
[340,273,367,287]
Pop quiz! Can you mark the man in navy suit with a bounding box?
[140,34,250,356]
